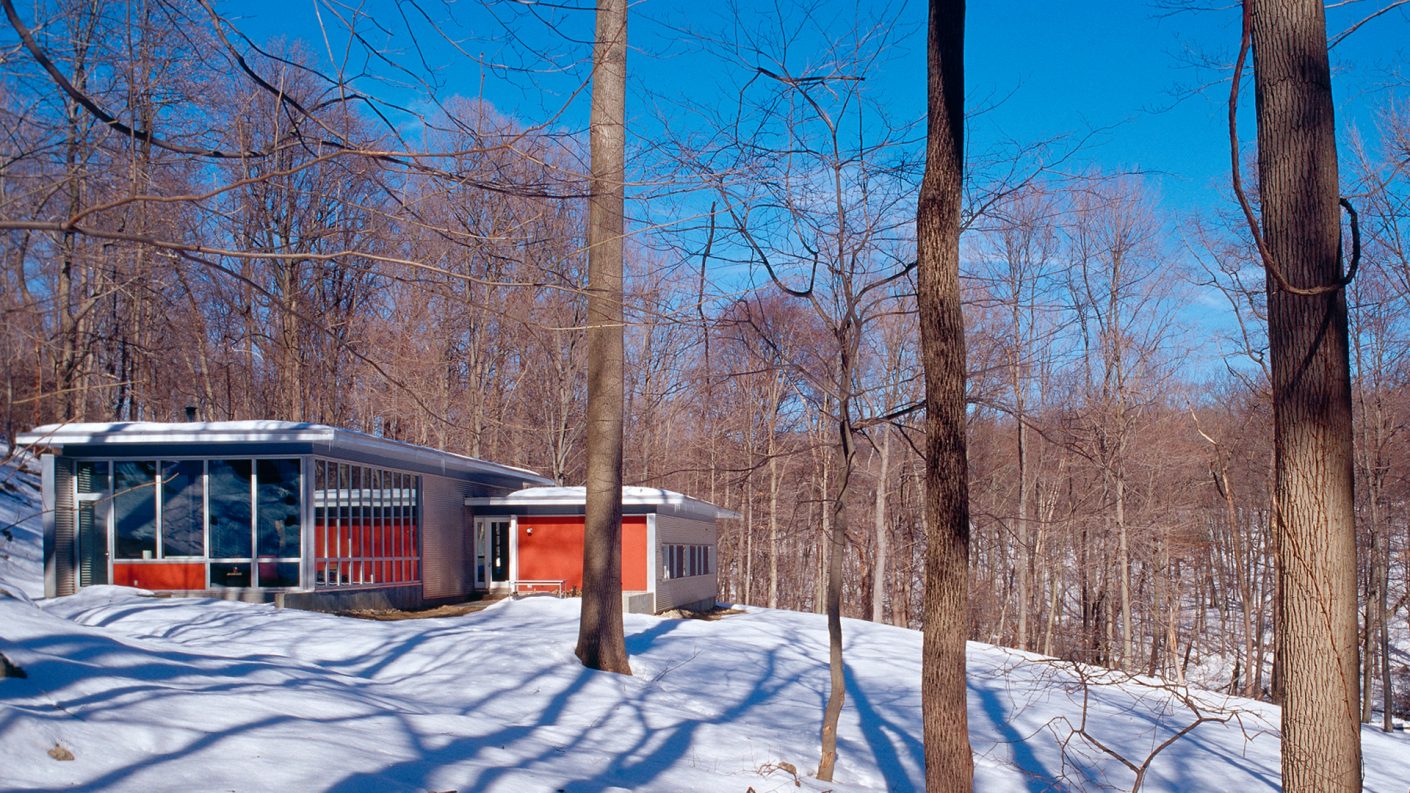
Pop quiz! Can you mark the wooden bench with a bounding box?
[510,579,566,598]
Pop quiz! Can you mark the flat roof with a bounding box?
[466,485,740,521]
[18,421,553,488]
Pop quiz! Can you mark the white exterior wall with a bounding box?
[652,512,718,612]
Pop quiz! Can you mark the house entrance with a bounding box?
[474,517,511,588]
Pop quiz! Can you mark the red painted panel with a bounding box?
[113,562,205,590]
[516,516,648,591]
[314,518,420,584]
[621,517,648,591]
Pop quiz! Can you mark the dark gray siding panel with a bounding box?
[278,584,425,612]
[57,441,315,460]
[420,473,470,599]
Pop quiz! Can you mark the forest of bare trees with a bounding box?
[2,0,1408,757]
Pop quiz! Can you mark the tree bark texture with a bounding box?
[574,0,631,676]
[918,1,974,790]
[1248,0,1360,788]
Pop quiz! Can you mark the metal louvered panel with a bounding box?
[76,461,109,588]
[47,455,77,597]
[420,473,470,599]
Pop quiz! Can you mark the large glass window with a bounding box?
[114,461,157,559]
[313,459,419,588]
[71,456,304,591]
[161,460,205,557]
[256,459,301,558]
[208,459,252,559]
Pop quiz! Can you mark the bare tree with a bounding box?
[918,1,974,790]
[574,0,632,676]
[1237,0,1362,787]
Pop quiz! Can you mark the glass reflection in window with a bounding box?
[161,460,205,557]
[208,459,252,558]
[256,459,300,558]
[113,461,157,559]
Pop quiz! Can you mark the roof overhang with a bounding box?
[17,421,553,489]
[467,485,740,521]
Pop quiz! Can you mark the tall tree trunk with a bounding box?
[1248,0,1360,787]
[56,3,101,422]
[918,2,973,790]
[871,425,890,623]
[574,0,631,676]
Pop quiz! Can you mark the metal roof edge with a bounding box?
[17,421,553,487]
[326,428,551,485]
[17,421,335,447]
[467,487,739,521]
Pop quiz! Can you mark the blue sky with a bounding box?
[221,0,1409,374]
[222,0,1410,218]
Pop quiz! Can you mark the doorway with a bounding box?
[474,517,512,588]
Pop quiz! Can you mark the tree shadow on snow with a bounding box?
[971,680,1072,792]
[842,660,925,788]
[320,617,804,792]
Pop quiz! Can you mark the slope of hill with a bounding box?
[2,459,1406,792]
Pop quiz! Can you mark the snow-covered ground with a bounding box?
[0,453,43,601]
[2,458,1408,792]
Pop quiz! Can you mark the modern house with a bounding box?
[18,422,734,613]
[467,486,735,613]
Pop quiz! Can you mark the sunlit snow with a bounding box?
[2,457,1406,792]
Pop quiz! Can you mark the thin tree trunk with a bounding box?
[871,426,890,623]
[1015,411,1030,650]
[815,400,856,782]
[769,428,781,610]
[575,0,631,676]
[816,442,830,615]
[1116,458,1132,666]
[1379,541,1392,732]
[918,2,974,789]
[1248,0,1360,787]
[743,477,754,606]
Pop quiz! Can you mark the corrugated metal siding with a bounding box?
[420,473,471,599]
[76,463,106,588]
[49,456,77,597]
[653,513,718,612]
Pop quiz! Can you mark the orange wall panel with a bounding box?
[516,515,649,591]
[113,562,206,590]
[621,517,647,590]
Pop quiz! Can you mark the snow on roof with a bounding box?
[21,421,337,446]
[467,485,740,520]
[17,421,552,486]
